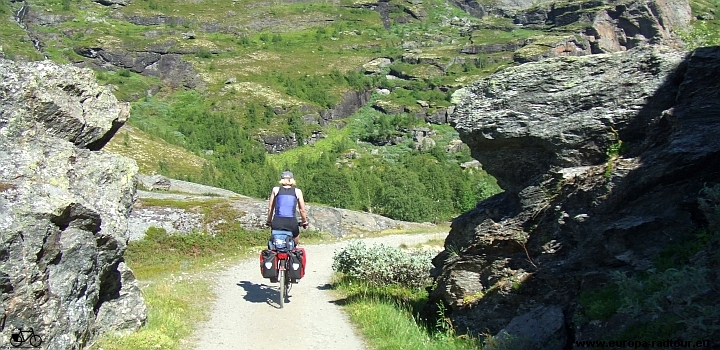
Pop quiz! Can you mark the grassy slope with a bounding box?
[104,125,206,176]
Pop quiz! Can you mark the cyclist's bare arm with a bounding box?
[296,188,308,227]
[266,187,279,226]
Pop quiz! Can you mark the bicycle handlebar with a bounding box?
[264,221,309,229]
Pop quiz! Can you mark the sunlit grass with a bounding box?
[90,273,213,350]
[103,125,206,177]
[333,277,483,350]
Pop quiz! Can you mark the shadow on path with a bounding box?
[237,280,291,309]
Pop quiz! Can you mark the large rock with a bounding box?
[0,59,146,349]
[0,60,129,150]
[426,45,720,344]
[74,48,205,91]
[451,45,686,195]
[450,0,556,18]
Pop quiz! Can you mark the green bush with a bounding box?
[332,240,434,289]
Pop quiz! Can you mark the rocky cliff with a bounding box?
[0,59,146,349]
[510,0,692,62]
[425,45,720,347]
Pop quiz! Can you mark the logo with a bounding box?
[2,314,44,348]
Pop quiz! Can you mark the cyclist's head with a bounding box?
[279,170,296,186]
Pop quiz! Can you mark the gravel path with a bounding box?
[190,232,447,350]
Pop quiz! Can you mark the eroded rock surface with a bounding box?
[512,0,692,62]
[426,46,720,345]
[0,59,146,349]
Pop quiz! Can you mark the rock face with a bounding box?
[450,0,556,18]
[260,90,372,153]
[0,59,146,349]
[425,45,720,345]
[74,48,205,90]
[512,0,692,62]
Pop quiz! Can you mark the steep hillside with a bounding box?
[6,0,712,222]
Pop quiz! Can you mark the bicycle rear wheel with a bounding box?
[278,269,285,308]
[9,334,22,347]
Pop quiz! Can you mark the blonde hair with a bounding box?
[279,178,296,186]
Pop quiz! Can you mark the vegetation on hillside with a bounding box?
[2,0,717,223]
[332,241,485,349]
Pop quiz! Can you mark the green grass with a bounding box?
[90,273,214,350]
[95,70,160,102]
[104,125,206,179]
[333,277,483,350]
[124,227,268,278]
[469,28,540,45]
[680,0,720,49]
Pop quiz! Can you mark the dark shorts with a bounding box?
[272,216,299,237]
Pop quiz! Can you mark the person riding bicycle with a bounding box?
[266,170,308,246]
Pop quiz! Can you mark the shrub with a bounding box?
[332,240,434,289]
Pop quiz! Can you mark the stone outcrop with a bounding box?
[450,0,556,18]
[318,90,373,126]
[425,45,720,345]
[129,175,432,240]
[0,59,146,349]
[260,90,372,152]
[74,48,205,91]
[512,0,692,62]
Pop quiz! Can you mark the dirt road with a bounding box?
[190,233,446,350]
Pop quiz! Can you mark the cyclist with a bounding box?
[266,170,308,246]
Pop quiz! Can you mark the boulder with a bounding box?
[425,45,720,342]
[362,57,392,74]
[0,59,146,349]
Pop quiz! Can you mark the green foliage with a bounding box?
[332,240,434,289]
[195,48,212,59]
[126,226,268,272]
[271,72,338,108]
[613,266,718,338]
[578,284,622,320]
[333,269,483,349]
[679,0,720,49]
[358,113,421,144]
[128,91,277,198]
[575,183,720,340]
[94,70,157,102]
[9,0,509,223]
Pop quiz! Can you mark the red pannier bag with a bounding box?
[296,247,307,278]
[287,247,307,280]
[260,249,277,279]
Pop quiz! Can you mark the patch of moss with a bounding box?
[578,284,622,320]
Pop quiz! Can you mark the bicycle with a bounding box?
[275,247,293,308]
[261,224,307,308]
[9,327,43,348]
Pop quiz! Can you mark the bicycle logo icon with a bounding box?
[1,314,44,348]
